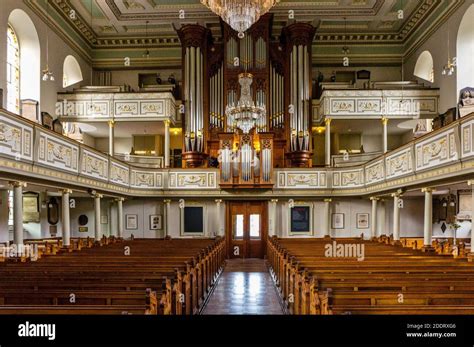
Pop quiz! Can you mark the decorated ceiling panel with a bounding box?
[24,0,464,67]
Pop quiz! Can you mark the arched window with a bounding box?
[63,55,83,88]
[6,25,20,114]
[457,4,474,95]
[414,51,434,83]
[7,9,41,112]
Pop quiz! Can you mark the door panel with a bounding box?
[227,201,267,259]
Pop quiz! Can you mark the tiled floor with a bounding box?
[201,258,284,315]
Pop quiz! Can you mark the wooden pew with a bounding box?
[0,237,226,315]
[267,236,474,315]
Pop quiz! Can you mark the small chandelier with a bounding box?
[201,0,279,38]
[42,0,55,82]
[226,73,266,133]
[442,58,456,76]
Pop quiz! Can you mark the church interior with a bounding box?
[2,0,474,328]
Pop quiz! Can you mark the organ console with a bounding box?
[176,14,316,186]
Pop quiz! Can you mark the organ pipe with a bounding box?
[282,22,316,167]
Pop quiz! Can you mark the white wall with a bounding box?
[277,197,426,239]
[0,1,92,117]
[110,69,182,91]
[95,137,133,154]
[404,0,474,114]
[315,66,402,83]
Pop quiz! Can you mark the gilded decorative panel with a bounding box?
[415,129,458,171]
[109,160,130,186]
[81,149,109,180]
[115,102,139,116]
[365,159,385,185]
[37,131,79,173]
[333,169,364,188]
[0,115,33,161]
[331,99,355,113]
[461,120,474,158]
[276,170,327,189]
[386,147,413,179]
[140,101,164,115]
[169,171,217,189]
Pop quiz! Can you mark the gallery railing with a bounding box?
[0,108,473,195]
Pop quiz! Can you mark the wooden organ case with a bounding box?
[176,15,316,187]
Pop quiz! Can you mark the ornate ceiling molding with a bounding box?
[23,0,464,68]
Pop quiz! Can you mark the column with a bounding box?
[108,120,115,156]
[323,199,332,238]
[11,181,25,245]
[94,194,103,241]
[392,193,401,244]
[117,197,124,239]
[370,197,379,240]
[382,117,388,154]
[422,188,435,252]
[163,199,171,237]
[325,118,332,167]
[379,199,386,237]
[61,189,72,247]
[164,120,170,168]
[215,199,223,237]
[268,199,278,237]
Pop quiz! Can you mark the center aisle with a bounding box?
[201,258,284,315]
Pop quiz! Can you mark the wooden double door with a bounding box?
[226,201,267,259]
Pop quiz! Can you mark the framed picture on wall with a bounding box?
[357,213,370,229]
[289,204,313,235]
[331,213,344,229]
[149,215,162,230]
[181,205,205,236]
[126,214,138,230]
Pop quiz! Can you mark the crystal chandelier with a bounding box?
[201,0,279,38]
[226,73,266,133]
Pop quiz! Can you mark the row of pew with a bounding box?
[0,237,226,315]
[267,236,474,315]
[397,236,470,257]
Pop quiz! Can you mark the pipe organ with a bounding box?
[177,25,211,168]
[282,23,316,167]
[176,15,316,186]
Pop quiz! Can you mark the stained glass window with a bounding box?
[7,24,20,114]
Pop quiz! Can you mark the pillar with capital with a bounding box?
[116,197,124,239]
[108,120,115,156]
[421,187,436,253]
[94,194,103,241]
[379,199,386,237]
[215,199,224,237]
[323,198,332,238]
[164,120,170,168]
[381,117,388,153]
[391,192,402,244]
[163,199,171,238]
[325,118,332,167]
[370,197,379,240]
[10,181,26,245]
[269,199,278,237]
[61,189,72,247]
